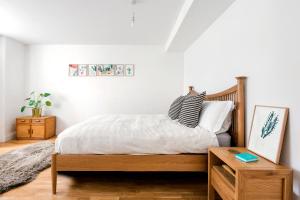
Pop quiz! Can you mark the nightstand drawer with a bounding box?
[211,166,235,200]
[31,118,45,124]
[17,119,31,124]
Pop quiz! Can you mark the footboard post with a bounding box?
[51,153,57,194]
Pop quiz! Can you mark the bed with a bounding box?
[51,76,246,194]
[54,114,231,154]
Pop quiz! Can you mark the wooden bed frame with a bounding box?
[51,76,246,194]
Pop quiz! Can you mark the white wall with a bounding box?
[0,37,4,141]
[26,45,183,133]
[0,36,25,141]
[184,0,300,198]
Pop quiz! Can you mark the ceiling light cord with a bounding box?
[131,12,135,27]
[130,0,136,27]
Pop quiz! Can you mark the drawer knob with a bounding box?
[21,120,25,122]
[35,120,40,122]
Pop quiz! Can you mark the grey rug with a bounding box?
[0,141,54,193]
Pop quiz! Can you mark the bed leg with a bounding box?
[52,153,57,194]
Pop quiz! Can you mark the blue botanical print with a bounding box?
[261,111,279,139]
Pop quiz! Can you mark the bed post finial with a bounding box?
[235,76,247,81]
[235,76,246,147]
[188,86,194,92]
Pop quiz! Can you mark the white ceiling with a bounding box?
[0,0,184,45]
[0,0,235,51]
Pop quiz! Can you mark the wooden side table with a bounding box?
[16,116,56,139]
[208,147,293,200]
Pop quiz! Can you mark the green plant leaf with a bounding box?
[45,101,52,106]
[43,93,51,97]
[28,100,35,106]
[21,106,26,112]
[25,97,30,100]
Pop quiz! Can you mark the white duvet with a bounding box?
[55,114,219,154]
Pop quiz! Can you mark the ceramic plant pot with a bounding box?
[32,108,42,117]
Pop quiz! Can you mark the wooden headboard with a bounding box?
[189,76,246,147]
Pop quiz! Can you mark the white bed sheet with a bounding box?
[55,114,219,154]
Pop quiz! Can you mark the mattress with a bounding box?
[55,114,220,155]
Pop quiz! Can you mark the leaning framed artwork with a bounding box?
[248,105,288,164]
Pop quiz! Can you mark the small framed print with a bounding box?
[88,64,97,76]
[78,64,88,76]
[115,64,125,76]
[97,65,103,76]
[125,64,134,76]
[248,105,289,164]
[97,64,114,76]
[101,64,115,76]
[69,64,78,76]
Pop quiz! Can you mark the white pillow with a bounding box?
[198,101,234,134]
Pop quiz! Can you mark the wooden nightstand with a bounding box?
[16,116,56,139]
[208,147,292,200]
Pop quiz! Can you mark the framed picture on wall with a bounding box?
[78,64,88,76]
[96,64,103,76]
[69,64,78,76]
[115,64,125,76]
[248,105,288,164]
[125,64,134,76]
[98,64,114,76]
[88,64,97,76]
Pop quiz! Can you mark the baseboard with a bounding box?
[4,132,16,141]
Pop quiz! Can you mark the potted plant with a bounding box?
[21,92,52,117]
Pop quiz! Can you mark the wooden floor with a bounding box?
[0,139,209,200]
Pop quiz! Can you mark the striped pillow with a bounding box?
[168,96,185,120]
[178,92,206,128]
